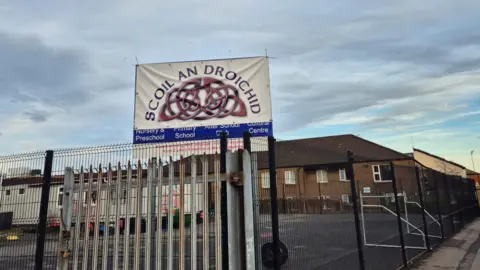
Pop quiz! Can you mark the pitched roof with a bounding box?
[467,169,479,175]
[257,134,411,169]
[413,148,466,169]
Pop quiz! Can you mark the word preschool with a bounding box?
[133,56,273,144]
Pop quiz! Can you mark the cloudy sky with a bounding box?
[0,0,479,170]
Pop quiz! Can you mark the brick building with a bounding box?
[255,135,416,213]
[467,169,480,186]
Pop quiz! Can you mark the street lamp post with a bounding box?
[471,150,476,171]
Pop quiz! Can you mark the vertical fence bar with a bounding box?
[220,132,229,270]
[34,150,53,270]
[146,160,154,270]
[243,149,256,269]
[215,154,223,269]
[432,171,445,240]
[243,132,256,270]
[268,136,281,270]
[202,156,210,270]
[135,161,143,270]
[346,151,366,270]
[124,162,133,270]
[250,151,262,270]
[190,156,197,270]
[113,162,122,270]
[92,166,103,270]
[443,174,455,234]
[156,159,164,270]
[453,176,462,229]
[73,168,85,270]
[83,166,94,270]
[390,162,408,268]
[59,167,75,270]
[167,159,174,270]
[179,158,186,270]
[415,167,431,251]
[102,164,112,270]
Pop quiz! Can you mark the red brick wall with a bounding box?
[256,160,417,213]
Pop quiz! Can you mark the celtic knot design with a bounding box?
[159,77,247,121]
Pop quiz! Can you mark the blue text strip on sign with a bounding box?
[133,122,273,144]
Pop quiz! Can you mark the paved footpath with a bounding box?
[413,218,480,270]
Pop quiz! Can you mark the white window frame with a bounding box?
[372,165,392,182]
[341,194,352,204]
[18,188,25,195]
[339,169,349,181]
[316,170,328,183]
[261,172,270,189]
[284,170,296,185]
[5,190,10,196]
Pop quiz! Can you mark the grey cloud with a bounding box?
[0,31,89,107]
[23,110,48,122]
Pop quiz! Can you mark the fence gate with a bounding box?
[57,154,225,270]
[55,145,259,270]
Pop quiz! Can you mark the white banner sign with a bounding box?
[134,56,272,131]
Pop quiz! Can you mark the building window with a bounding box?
[316,170,328,183]
[261,172,270,188]
[6,190,10,196]
[92,191,98,204]
[19,189,25,195]
[339,169,348,181]
[285,171,296,185]
[372,165,393,182]
[341,194,352,204]
[58,188,64,206]
[83,191,98,205]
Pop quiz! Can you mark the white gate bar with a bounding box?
[102,164,113,270]
[362,204,426,249]
[364,243,426,250]
[214,154,222,269]
[73,168,85,270]
[190,156,197,270]
[360,193,367,246]
[406,201,441,227]
[404,194,409,233]
[179,158,186,270]
[361,194,405,198]
[124,162,133,270]
[146,159,154,270]
[113,162,122,270]
[156,158,164,270]
[92,166,103,270]
[410,232,443,239]
[134,161,143,270]
[167,159,174,270]
[202,156,209,270]
[83,166,94,270]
